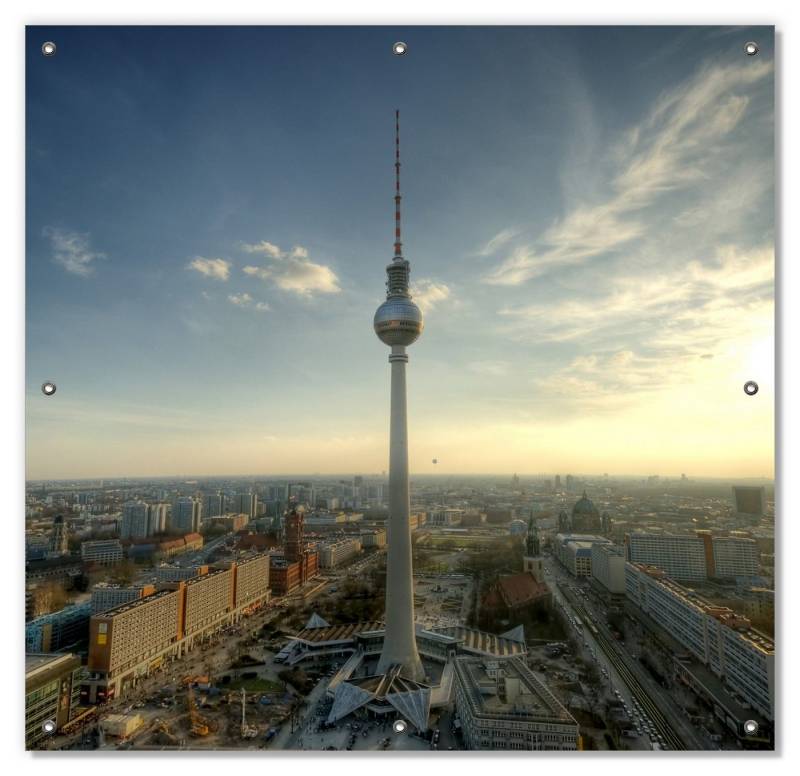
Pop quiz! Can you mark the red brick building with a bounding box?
[269,508,319,595]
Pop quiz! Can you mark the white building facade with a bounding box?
[625,562,774,720]
[591,543,626,593]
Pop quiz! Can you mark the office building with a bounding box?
[287,481,315,507]
[304,510,364,527]
[554,533,613,577]
[591,543,627,594]
[360,528,387,548]
[81,539,124,566]
[120,500,149,539]
[319,537,362,568]
[204,492,226,518]
[171,497,201,533]
[148,503,168,534]
[428,508,464,527]
[626,563,774,720]
[25,653,82,749]
[91,583,156,614]
[205,513,249,532]
[409,512,427,531]
[732,486,766,521]
[232,492,258,519]
[454,656,578,750]
[26,602,92,653]
[26,534,51,561]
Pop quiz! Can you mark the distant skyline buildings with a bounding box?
[25,26,774,480]
[120,500,167,539]
[171,497,201,534]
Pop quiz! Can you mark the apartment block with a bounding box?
[625,562,774,720]
[86,554,271,702]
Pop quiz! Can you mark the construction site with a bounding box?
[121,671,301,750]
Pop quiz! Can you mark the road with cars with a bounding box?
[545,557,709,751]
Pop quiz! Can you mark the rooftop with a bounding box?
[629,563,774,654]
[454,656,576,724]
[295,620,385,644]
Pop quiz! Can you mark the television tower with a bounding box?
[374,110,424,680]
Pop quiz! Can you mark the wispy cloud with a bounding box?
[476,228,521,257]
[484,58,773,286]
[227,292,270,311]
[228,292,252,306]
[186,256,231,281]
[498,244,772,352]
[43,227,105,276]
[500,243,772,415]
[411,279,452,312]
[241,240,282,259]
[241,240,340,296]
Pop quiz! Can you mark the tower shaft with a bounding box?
[377,344,424,680]
[394,109,402,259]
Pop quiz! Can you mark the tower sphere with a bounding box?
[374,296,424,346]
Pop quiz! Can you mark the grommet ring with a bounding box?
[393,42,408,56]
[393,719,407,733]
[744,41,759,56]
[743,381,759,396]
[42,41,57,57]
[42,381,57,396]
[743,719,759,735]
[42,719,56,734]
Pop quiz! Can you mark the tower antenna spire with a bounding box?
[394,109,402,259]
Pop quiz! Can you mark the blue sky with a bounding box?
[26,26,774,479]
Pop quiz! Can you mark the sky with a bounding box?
[25,26,775,480]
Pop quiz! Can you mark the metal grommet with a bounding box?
[744,41,759,56]
[42,41,57,57]
[743,380,759,396]
[42,719,57,734]
[42,381,57,396]
[393,719,407,733]
[743,719,759,735]
[393,41,408,56]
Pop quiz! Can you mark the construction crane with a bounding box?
[240,688,258,739]
[187,686,209,737]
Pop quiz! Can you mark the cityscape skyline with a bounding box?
[23,25,776,755]
[26,25,774,480]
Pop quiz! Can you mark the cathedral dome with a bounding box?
[572,491,599,518]
[570,491,601,532]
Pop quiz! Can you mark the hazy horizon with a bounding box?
[26,26,774,481]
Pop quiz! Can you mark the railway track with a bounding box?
[570,598,687,751]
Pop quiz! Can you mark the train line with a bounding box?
[569,597,688,751]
